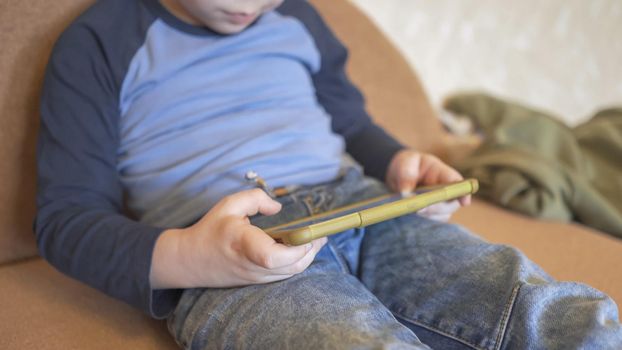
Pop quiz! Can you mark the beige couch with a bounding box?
[1,0,621,348]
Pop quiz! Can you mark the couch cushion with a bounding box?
[452,199,622,306]
[0,0,95,264]
[0,258,177,349]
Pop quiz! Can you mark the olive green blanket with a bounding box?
[445,93,622,238]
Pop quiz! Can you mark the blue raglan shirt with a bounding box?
[36,0,404,318]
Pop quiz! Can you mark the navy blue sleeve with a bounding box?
[277,0,405,181]
[35,1,180,319]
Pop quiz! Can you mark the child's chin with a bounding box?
[209,22,251,35]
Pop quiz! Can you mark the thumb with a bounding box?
[242,226,311,269]
[220,189,282,218]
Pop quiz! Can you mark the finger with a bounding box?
[253,236,327,276]
[418,156,472,206]
[219,189,282,218]
[418,200,460,216]
[396,155,419,195]
[428,161,470,206]
[242,226,312,269]
[386,162,401,193]
[425,213,452,222]
[419,155,464,186]
[458,194,472,206]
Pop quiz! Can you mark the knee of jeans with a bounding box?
[486,244,551,284]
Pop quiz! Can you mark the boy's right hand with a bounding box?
[150,189,327,289]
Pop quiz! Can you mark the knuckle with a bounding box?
[258,252,275,269]
[423,153,437,162]
[431,154,442,162]
[293,260,309,274]
[250,188,265,196]
[247,188,266,201]
[219,194,236,208]
[222,189,261,207]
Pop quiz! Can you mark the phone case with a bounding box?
[265,178,479,245]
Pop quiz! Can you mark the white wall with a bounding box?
[351,0,622,126]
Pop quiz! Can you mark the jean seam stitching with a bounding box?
[493,282,522,350]
[301,194,314,215]
[327,242,351,274]
[394,313,483,350]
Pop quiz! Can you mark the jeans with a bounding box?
[167,168,622,349]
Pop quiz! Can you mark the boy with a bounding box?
[36,0,621,348]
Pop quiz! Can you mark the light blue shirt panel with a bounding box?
[118,12,345,227]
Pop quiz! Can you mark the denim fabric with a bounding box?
[167,168,622,349]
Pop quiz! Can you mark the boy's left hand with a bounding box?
[385,149,471,222]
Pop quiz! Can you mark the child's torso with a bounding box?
[116,6,345,227]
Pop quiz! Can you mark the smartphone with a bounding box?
[264,178,479,245]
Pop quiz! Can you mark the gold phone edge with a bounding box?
[268,178,479,245]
